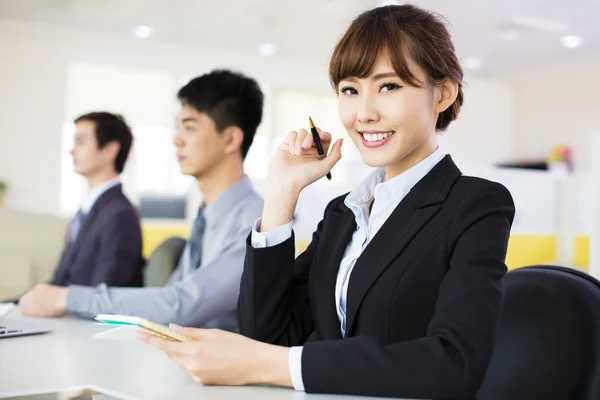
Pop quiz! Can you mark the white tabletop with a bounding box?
[0,310,400,400]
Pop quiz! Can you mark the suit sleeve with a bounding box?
[67,225,252,327]
[238,199,338,346]
[91,208,143,287]
[299,183,515,399]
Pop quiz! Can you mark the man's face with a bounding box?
[173,105,229,179]
[70,120,115,177]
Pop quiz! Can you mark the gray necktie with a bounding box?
[189,207,206,270]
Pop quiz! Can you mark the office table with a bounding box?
[0,310,404,400]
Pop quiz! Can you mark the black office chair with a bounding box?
[143,237,186,287]
[478,265,600,400]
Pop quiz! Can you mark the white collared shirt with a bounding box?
[81,176,122,214]
[337,147,446,335]
[251,147,446,391]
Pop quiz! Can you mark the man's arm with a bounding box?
[67,226,249,327]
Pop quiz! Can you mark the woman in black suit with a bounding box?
[141,4,515,399]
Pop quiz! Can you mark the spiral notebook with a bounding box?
[94,314,194,342]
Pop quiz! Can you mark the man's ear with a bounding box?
[223,126,245,156]
[102,141,121,163]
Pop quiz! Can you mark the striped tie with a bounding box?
[188,207,206,270]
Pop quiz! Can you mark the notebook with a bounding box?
[94,314,193,342]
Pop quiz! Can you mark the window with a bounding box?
[60,64,368,219]
[61,62,187,217]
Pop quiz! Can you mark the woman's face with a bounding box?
[337,54,451,178]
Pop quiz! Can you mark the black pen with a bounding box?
[308,116,332,180]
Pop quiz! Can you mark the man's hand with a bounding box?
[19,283,68,317]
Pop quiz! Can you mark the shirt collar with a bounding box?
[345,147,446,212]
[81,176,121,214]
[202,175,255,225]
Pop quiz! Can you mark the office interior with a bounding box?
[0,1,599,396]
[1,0,599,297]
[0,1,599,294]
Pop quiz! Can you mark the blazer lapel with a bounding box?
[66,185,121,262]
[344,155,462,336]
[312,204,356,339]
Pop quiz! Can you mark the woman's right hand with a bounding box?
[260,127,343,232]
[266,127,344,194]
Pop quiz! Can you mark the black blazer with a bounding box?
[51,184,144,287]
[239,156,515,400]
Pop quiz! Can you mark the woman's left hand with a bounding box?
[139,325,292,387]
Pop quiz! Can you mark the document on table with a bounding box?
[0,302,16,318]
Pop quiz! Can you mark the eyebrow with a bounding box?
[372,72,399,80]
[180,117,198,123]
[341,72,399,83]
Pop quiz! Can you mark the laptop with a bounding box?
[0,385,134,399]
[0,324,51,339]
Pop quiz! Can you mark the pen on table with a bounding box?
[308,116,332,181]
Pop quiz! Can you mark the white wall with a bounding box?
[0,33,69,215]
[0,18,516,218]
[440,78,514,168]
[506,58,600,172]
[0,18,330,216]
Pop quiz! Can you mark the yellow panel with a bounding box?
[505,235,557,270]
[141,223,190,258]
[575,235,590,271]
[141,225,592,275]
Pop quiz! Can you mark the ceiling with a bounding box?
[1,0,599,77]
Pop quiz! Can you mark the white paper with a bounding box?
[93,325,144,342]
[0,302,16,318]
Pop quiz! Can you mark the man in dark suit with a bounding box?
[39,112,143,291]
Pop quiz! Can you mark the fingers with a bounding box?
[18,294,35,316]
[283,126,333,156]
[296,129,311,150]
[290,129,308,154]
[317,130,333,154]
[322,138,344,171]
[18,303,31,316]
[138,331,183,354]
[169,324,211,340]
[285,130,298,154]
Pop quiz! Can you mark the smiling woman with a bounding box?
[142,4,516,400]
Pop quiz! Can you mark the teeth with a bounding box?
[363,132,393,142]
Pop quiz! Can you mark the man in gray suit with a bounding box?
[19,70,264,332]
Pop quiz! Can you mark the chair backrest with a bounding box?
[478,265,600,400]
[143,237,186,287]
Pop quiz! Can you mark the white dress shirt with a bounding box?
[251,148,446,391]
[81,176,122,214]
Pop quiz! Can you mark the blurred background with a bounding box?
[0,0,599,298]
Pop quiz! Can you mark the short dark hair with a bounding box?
[329,4,464,132]
[177,69,264,159]
[74,112,133,173]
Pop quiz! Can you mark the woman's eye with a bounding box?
[340,86,358,95]
[380,83,401,92]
